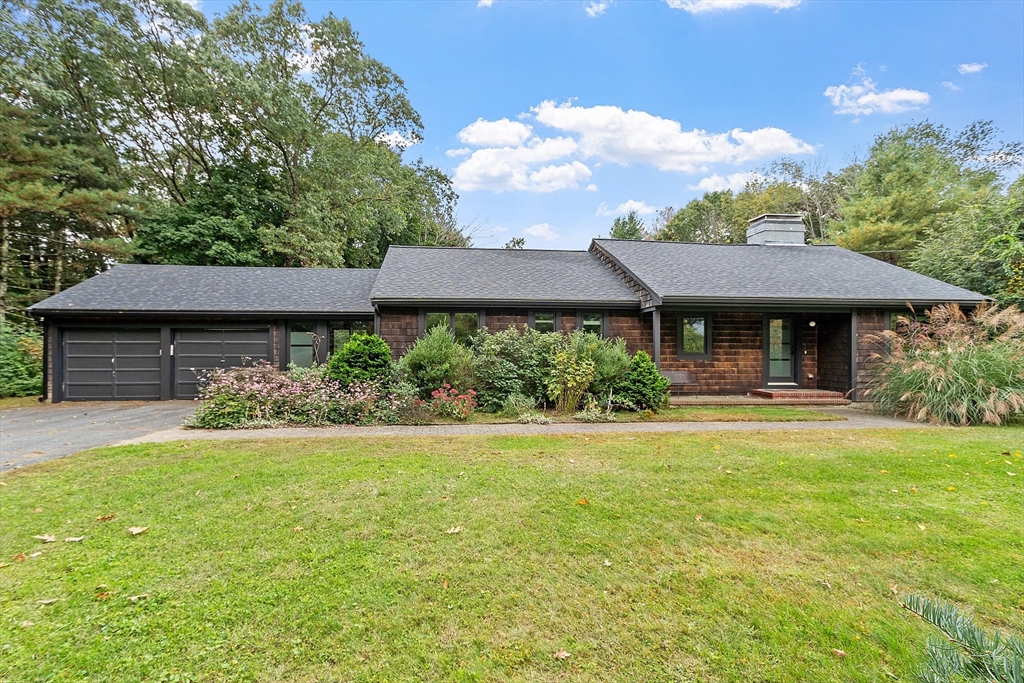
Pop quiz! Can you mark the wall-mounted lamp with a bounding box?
[808,320,816,327]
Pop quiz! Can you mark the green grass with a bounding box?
[1,430,1022,682]
[460,405,842,424]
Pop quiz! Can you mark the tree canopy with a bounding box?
[1,0,467,321]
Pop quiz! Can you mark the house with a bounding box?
[29,215,987,403]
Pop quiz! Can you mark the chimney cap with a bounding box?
[747,213,804,225]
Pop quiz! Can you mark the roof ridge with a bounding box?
[387,245,591,254]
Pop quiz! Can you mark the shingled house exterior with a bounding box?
[29,215,987,403]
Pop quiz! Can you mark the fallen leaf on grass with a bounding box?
[695,514,703,522]
[443,579,449,589]
[29,552,42,558]
[1008,472,1018,477]
[64,536,85,543]
[603,559,612,566]
[832,649,847,658]
[36,598,59,605]
[444,526,463,534]
[20,621,34,628]
[96,592,111,601]
[33,535,56,543]
[553,649,571,660]
[127,594,148,602]
[96,514,115,522]
[576,498,589,506]
[13,553,26,562]
[293,526,304,532]
[918,524,926,531]
[127,527,149,536]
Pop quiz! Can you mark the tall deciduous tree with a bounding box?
[609,211,648,240]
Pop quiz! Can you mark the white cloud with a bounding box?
[942,81,961,92]
[531,100,813,172]
[585,1,609,17]
[375,131,419,149]
[824,77,930,116]
[477,0,494,6]
[957,62,987,75]
[451,137,591,193]
[596,200,657,216]
[457,118,533,147]
[688,172,754,192]
[523,223,559,241]
[449,101,812,193]
[665,0,800,13]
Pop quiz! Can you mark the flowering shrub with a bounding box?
[187,360,408,429]
[429,384,477,421]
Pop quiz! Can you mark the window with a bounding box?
[677,314,711,359]
[421,311,481,346]
[578,311,605,337]
[453,313,479,345]
[329,319,373,355]
[530,311,558,333]
[289,323,317,368]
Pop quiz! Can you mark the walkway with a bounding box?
[116,406,925,447]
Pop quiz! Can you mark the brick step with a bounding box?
[749,388,847,400]
[670,395,851,406]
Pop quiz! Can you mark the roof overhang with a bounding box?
[655,296,990,310]
[29,308,375,319]
[371,297,640,309]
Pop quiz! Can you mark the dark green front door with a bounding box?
[765,316,798,385]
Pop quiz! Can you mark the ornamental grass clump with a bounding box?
[867,303,1024,426]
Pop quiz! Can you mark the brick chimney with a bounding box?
[746,214,806,245]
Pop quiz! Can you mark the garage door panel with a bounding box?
[173,327,270,399]
[63,329,162,401]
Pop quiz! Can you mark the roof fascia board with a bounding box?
[658,296,988,308]
[588,240,663,306]
[371,298,640,309]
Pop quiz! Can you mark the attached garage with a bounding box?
[31,264,380,402]
[63,329,162,400]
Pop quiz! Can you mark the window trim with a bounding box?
[575,309,608,338]
[527,310,562,333]
[676,313,712,360]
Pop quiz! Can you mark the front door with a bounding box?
[764,316,799,386]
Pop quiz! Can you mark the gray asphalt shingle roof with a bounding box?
[29,264,378,315]
[593,239,988,307]
[370,246,639,306]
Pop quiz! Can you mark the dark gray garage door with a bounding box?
[63,329,162,400]
[173,328,272,398]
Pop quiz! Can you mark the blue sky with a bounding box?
[204,0,1024,249]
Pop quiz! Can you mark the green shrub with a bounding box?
[0,322,43,398]
[547,336,596,413]
[326,333,393,386]
[399,325,474,399]
[615,350,670,411]
[429,385,477,421]
[589,335,631,399]
[867,304,1024,425]
[573,395,615,423]
[472,326,562,410]
[500,393,536,419]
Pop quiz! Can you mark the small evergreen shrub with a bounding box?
[589,335,632,400]
[895,591,1024,683]
[399,325,474,399]
[615,350,670,411]
[0,322,43,398]
[867,304,1024,425]
[326,333,393,386]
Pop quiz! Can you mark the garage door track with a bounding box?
[1,401,196,471]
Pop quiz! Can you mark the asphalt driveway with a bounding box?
[0,401,197,471]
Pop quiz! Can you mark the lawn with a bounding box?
[1,429,1021,682]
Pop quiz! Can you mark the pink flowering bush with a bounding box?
[187,360,415,428]
[428,384,477,421]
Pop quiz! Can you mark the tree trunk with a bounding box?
[0,219,9,326]
[53,224,65,294]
